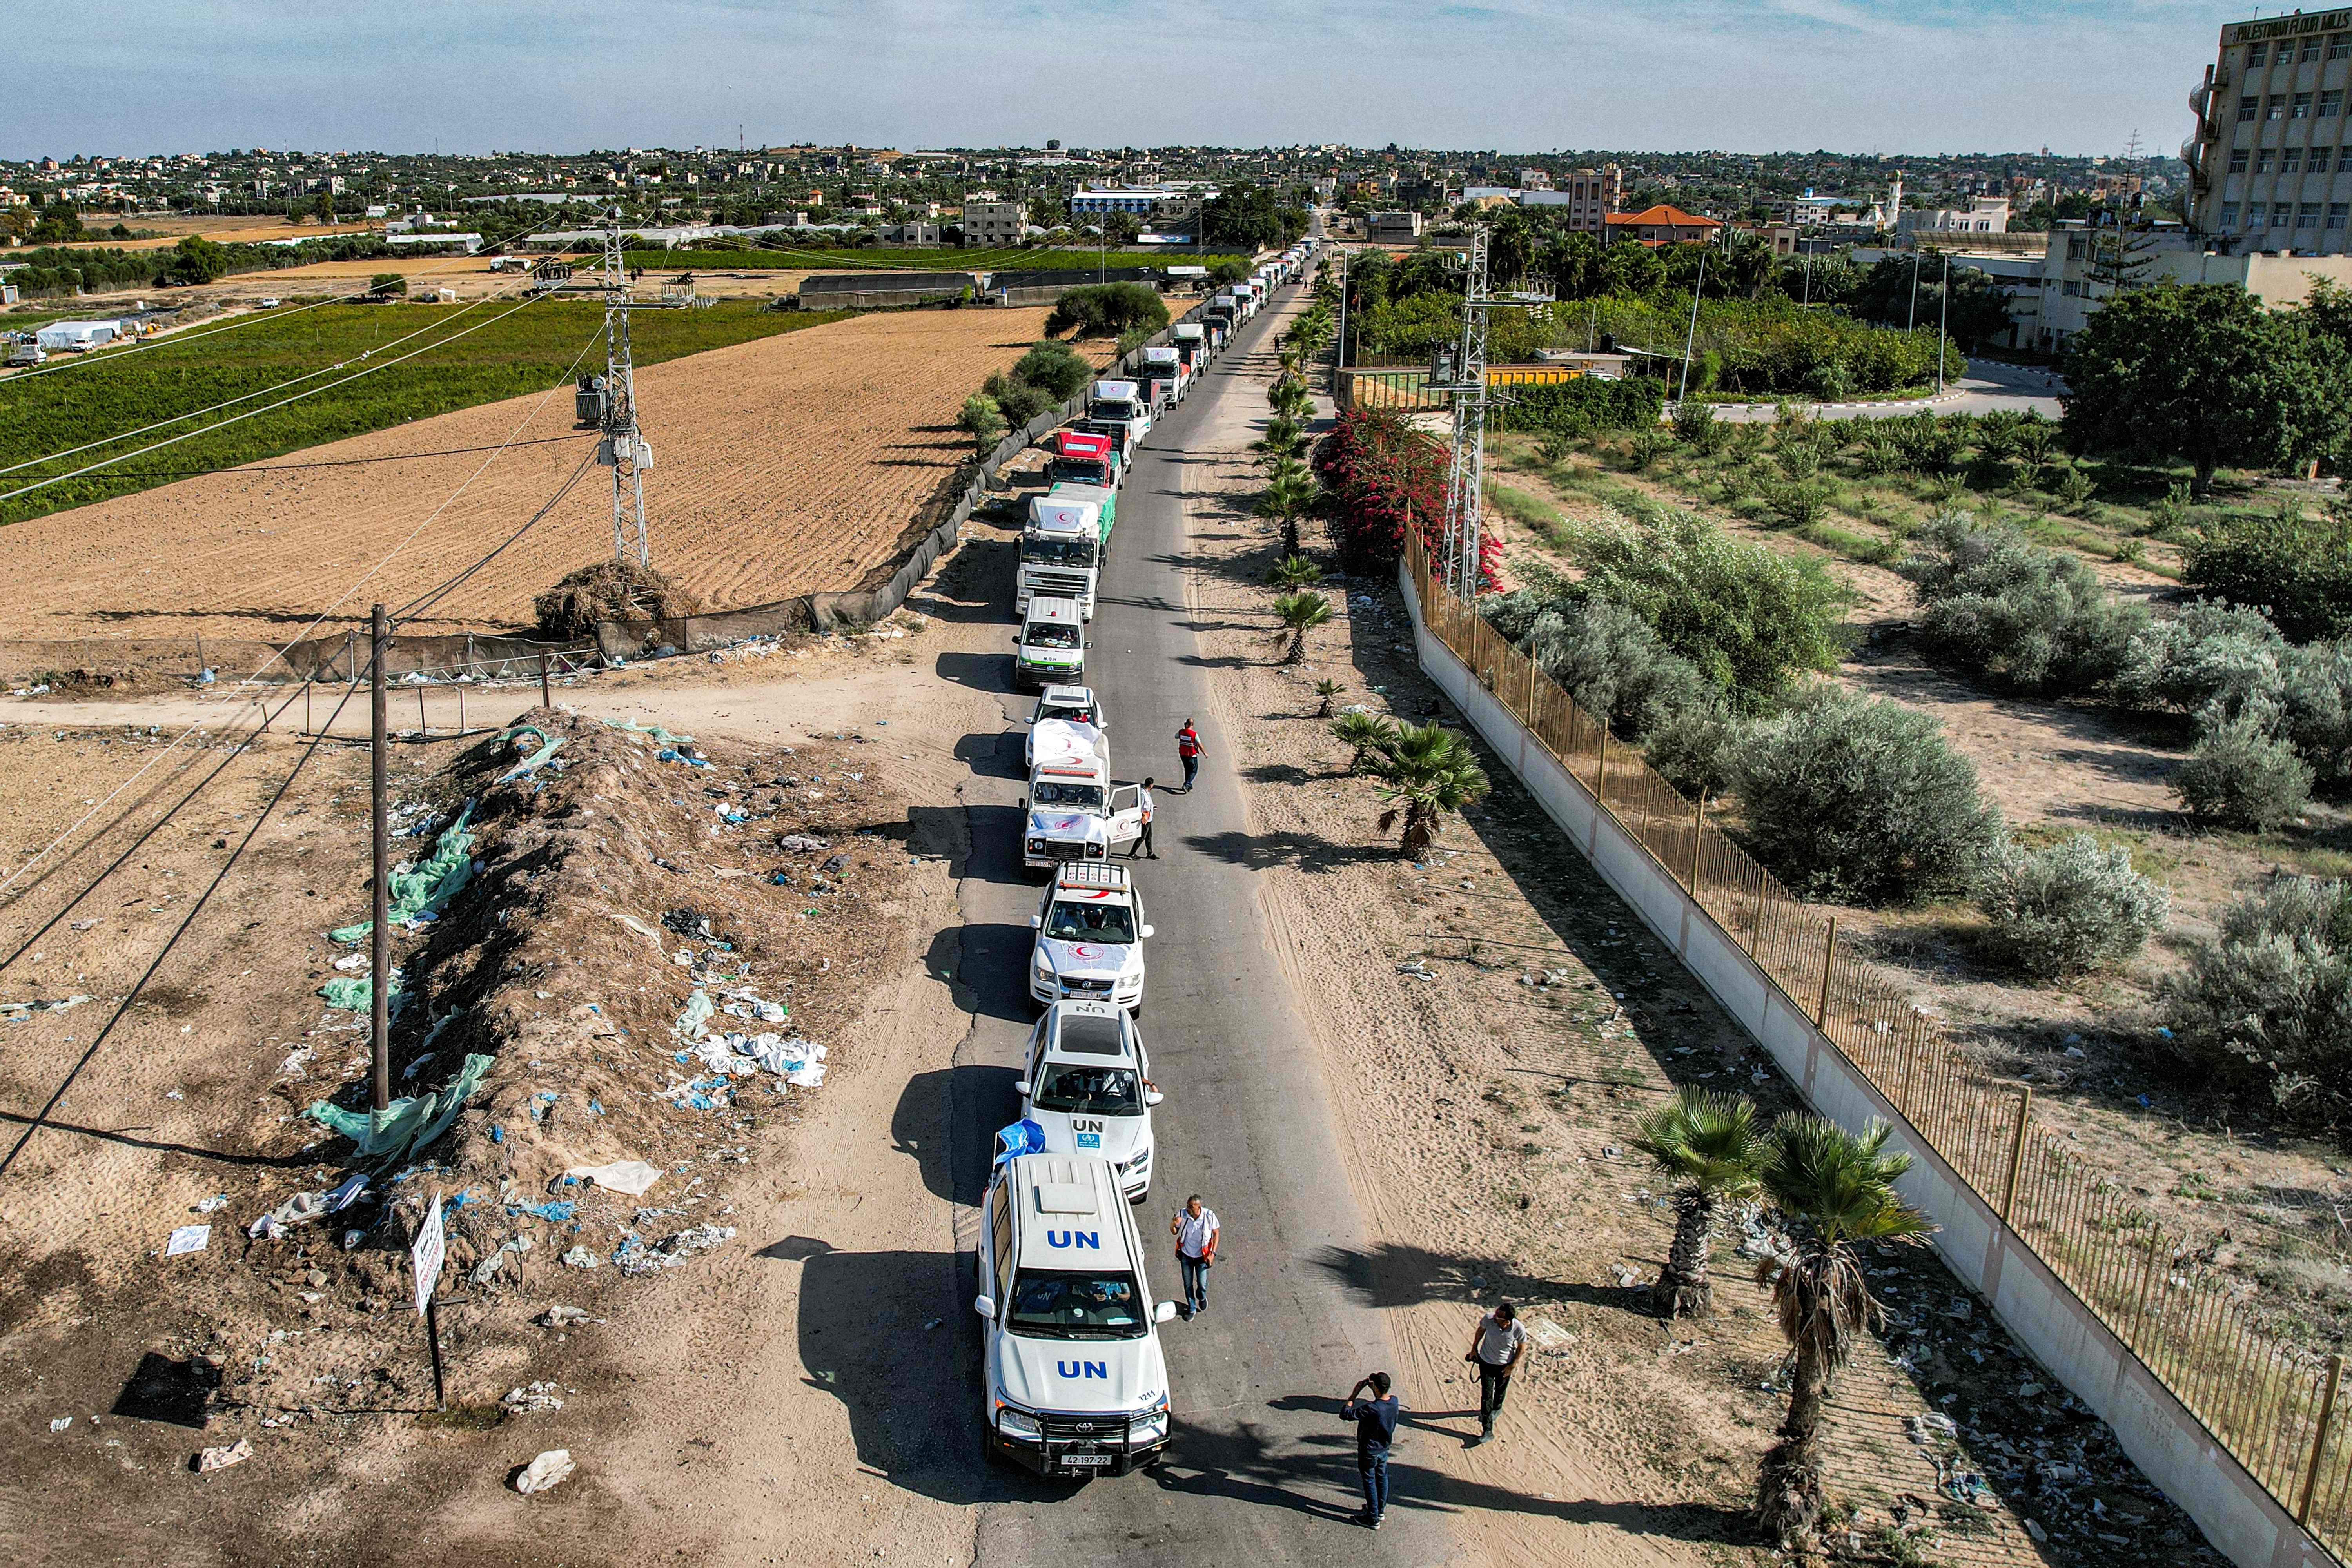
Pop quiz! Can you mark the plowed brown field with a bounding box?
[0,306,1100,644]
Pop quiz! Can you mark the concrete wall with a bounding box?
[1396,564,2331,1568]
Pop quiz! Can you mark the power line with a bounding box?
[0,281,540,480]
[0,675,362,1183]
[396,446,600,621]
[53,431,593,480]
[0,291,555,508]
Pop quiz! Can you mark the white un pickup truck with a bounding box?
[975,1151,1176,1477]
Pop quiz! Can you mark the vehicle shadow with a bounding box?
[1311,1241,1639,1316]
[788,1240,1064,1504]
[941,802,1036,887]
[893,1064,1022,1206]
[937,650,1018,695]
[931,919,1037,1024]
[954,730,1029,782]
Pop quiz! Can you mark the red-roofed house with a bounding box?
[1603,205,1723,247]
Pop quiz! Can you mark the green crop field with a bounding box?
[627,246,1247,274]
[0,298,849,526]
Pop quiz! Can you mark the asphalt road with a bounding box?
[934,279,1459,1564]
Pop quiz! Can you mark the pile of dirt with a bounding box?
[531,557,703,639]
[113,706,910,1486]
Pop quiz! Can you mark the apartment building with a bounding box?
[2185,9,2352,252]
[1898,196,2012,236]
[962,199,1026,245]
[1523,165,1623,236]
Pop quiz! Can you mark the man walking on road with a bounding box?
[1170,1194,1218,1319]
[1465,1301,1527,1445]
[1127,777,1157,858]
[1342,1371,1401,1530]
[1175,719,1205,793]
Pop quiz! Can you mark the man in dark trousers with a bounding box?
[1341,1371,1401,1529]
[1465,1300,1527,1445]
[1126,777,1157,858]
[1174,719,1204,792]
[1169,1194,1218,1318]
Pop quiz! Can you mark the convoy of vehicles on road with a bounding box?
[979,247,1316,1481]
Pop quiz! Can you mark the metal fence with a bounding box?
[1404,532,2352,1559]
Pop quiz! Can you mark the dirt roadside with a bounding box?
[1161,326,2222,1565]
[0,624,1009,1567]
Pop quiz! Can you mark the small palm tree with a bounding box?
[1314,678,1343,717]
[1269,375,1313,423]
[1258,461,1323,554]
[1330,711,1398,772]
[1753,1115,1936,1546]
[1272,590,1333,662]
[1628,1089,1767,1318]
[1266,554,1321,590]
[1370,722,1490,857]
[1257,414,1308,463]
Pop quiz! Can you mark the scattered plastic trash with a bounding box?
[510,1200,576,1223]
[1524,1316,1575,1349]
[1396,958,1436,980]
[49,1416,72,1433]
[560,1246,600,1270]
[1905,1412,1958,1444]
[302,1055,491,1163]
[498,738,567,784]
[514,1449,575,1495]
[0,994,91,1023]
[564,1160,661,1197]
[247,1174,369,1240]
[615,1224,735,1277]
[165,1225,211,1257]
[194,1194,229,1214]
[995,1117,1047,1167]
[777,833,827,853]
[540,1305,592,1329]
[330,803,479,942]
[470,1236,533,1288]
[197,1437,253,1472]
[501,1382,565,1415]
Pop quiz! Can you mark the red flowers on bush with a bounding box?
[1312,407,1500,588]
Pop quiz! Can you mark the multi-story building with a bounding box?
[1898,196,2012,236]
[2185,9,2352,252]
[961,198,1027,247]
[1522,165,1622,236]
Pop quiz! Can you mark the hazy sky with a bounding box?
[7,0,2232,159]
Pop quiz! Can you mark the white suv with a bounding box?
[1026,684,1108,771]
[1030,863,1151,1013]
[1020,1000,1159,1202]
[976,1152,1176,1477]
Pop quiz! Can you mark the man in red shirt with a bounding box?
[1175,719,1205,793]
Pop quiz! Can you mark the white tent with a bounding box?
[35,320,124,351]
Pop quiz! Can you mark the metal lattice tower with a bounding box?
[1428,228,1550,601]
[598,211,650,567]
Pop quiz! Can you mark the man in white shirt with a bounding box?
[1127,777,1157,859]
[1169,1194,1219,1319]
[1465,1301,1528,1444]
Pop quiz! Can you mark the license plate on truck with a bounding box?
[1062,1452,1112,1468]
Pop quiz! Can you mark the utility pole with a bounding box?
[597,209,650,567]
[1431,226,1548,602]
[1678,247,1707,403]
[369,604,391,1115]
[1936,254,1951,395]
[1335,249,1348,373]
[1907,248,1922,333]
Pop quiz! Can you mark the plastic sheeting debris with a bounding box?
[247,1174,370,1240]
[564,1160,661,1196]
[301,1054,492,1163]
[497,738,566,784]
[165,1225,211,1256]
[615,1224,735,1276]
[197,1437,253,1473]
[331,803,478,942]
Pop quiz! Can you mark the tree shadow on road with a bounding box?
[1177,828,1391,875]
[1310,1241,1644,1317]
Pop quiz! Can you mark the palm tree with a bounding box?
[1268,374,1313,424]
[1330,711,1398,773]
[1753,1115,1936,1546]
[1271,590,1332,662]
[1258,460,1322,554]
[1628,1089,1767,1318]
[1314,678,1343,717]
[1265,553,1321,590]
[1370,722,1490,857]
[1256,415,1308,465]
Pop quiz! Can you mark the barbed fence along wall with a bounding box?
[1399,532,2351,1568]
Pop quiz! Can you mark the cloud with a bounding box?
[0,0,2221,156]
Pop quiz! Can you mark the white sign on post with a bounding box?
[410,1190,446,1318]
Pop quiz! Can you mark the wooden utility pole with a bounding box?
[370,604,392,1114]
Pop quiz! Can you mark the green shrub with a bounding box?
[1483,590,1718,738]
[1760,478,1831,530]
[2174,710,2313,830]
[1624,430,1670,470]
[982,370,1053,428]
[2181,506,2352,642]
[1644,706,1746,799]
[2280,640,2352,788]
[2116,601,2287,717]
[1729,686,2004,904]
[1499,376,1665,436]
[1673,399,1726,453]
[2052,465,2098,515]
[1013,339,1093,400]
[2164,877,2352,1130]
[1977,834,2170,978]
[957,392,1007,456]
[1560,506,1849,713]
[1046,282,1167,338]
[1897,510,2145,695]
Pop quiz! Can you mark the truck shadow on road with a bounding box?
[893,1065,1021,1206]
[936,650,1018,695]
[953,730,1029,781]
[924,919,1035,1023]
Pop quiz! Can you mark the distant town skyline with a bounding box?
[5,0,2225,162]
